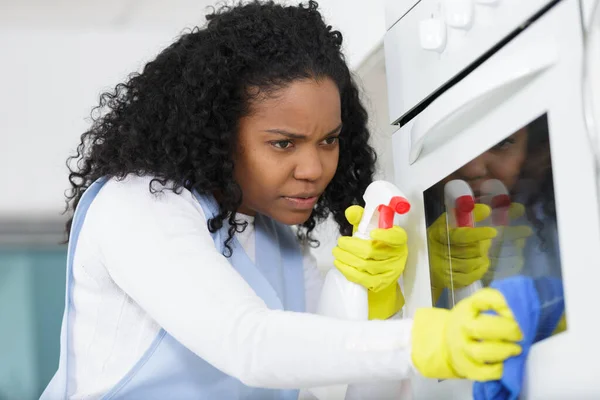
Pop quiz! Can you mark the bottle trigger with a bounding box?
[377,204,395,229]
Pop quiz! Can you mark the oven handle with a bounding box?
[409,44,558,164]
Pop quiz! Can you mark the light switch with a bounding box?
[419,18,447,52]
[445,0,474,29]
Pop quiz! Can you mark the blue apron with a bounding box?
[40,177,306,399]
[489,202,562,281]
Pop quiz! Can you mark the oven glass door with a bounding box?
[391,1,600,398]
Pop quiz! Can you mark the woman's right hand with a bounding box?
[410,288,523,381]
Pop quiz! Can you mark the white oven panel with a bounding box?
[385,0,422,30]
[384,0,554,124]
[390,1,600,398]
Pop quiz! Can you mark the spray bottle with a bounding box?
[480,179,513,282]
[443,180,483,301]
[317,180,411,320]
[480,179,511,226]
[312,181,410,400]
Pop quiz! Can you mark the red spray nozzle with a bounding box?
[455,195,475,227]
[376,196,411,229]
[456,195,475,212]
[491,194,511,208]
[389,196,411,214]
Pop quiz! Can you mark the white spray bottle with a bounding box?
[317,180,411,320]
[311,181,410,400]
[480,179,511,226]
[443,180,483,302]
[480,179,512,282]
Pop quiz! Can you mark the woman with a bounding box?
[42,1,523,399]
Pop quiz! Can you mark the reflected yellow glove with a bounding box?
[484,203,533,284]
[412,288,523,381]
[552,313,567,335]
[332,205,407,320]
[428,204,497,300]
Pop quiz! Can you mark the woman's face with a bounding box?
[234,77,342,225]
[444,128,529,196]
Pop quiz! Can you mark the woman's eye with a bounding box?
[322,136,339,146]
[492,138,515,151]
[271,140,293,149]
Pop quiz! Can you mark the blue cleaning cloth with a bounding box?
[532,277,565,343]
[472,276,564,400]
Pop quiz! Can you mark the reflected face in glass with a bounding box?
[444,128,529,196]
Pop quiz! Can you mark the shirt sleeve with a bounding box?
[85,176,417,389]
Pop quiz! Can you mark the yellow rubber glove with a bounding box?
[332,205,407,320]
[428,204,497,302]
[483,203,533,284]
[412,288,523,381]
[552,313,567,335]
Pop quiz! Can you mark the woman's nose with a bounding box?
[293,149,324,182]
[458,155,489,180]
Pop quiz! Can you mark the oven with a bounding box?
[384,0,600,398]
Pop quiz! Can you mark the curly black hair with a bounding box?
[65,0,376,255]
[521,113,556,251]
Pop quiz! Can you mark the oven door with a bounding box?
[390,1,600,398]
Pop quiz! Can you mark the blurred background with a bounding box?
[0,1,396,398]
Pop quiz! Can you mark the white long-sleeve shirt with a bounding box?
[68,175,415,399]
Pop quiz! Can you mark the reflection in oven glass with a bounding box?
[423,113,567,343]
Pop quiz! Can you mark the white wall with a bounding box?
[316,0,387,68]
[0,30,176,219]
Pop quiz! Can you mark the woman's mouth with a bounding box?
[282,195,319,209]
